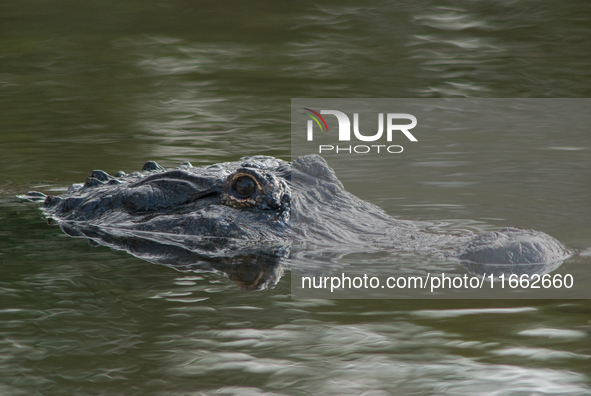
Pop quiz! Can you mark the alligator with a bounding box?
[22,154,572,289]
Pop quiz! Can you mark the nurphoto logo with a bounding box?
[303,108,418,154]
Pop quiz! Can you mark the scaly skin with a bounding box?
[22,154,572,288]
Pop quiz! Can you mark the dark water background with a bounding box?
[1,1,590,395]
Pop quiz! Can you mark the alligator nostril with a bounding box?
[232,176,256,198]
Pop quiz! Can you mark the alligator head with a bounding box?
[40,156,290,239]
[23,156,291,289]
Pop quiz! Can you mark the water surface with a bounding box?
[1,1,590,394]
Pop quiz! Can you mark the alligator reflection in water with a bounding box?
[22,155,571,290]
[58,222,286,290]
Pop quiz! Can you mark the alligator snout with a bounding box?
[459,227,572,265]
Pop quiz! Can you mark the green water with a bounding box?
[1,1,590,395]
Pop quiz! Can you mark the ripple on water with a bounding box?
[518,328,588,340]
[136,316,591,395]
[491,347,590,361]
[411,307,538,319]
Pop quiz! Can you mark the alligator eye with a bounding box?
[232,176,256,198]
